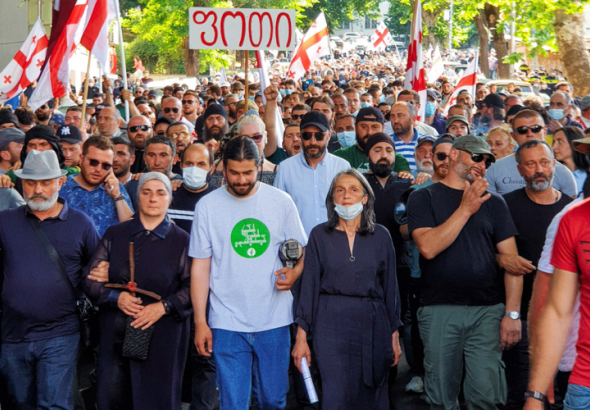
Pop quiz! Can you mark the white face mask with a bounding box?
[334,200,364,221]
[183,166,209,190]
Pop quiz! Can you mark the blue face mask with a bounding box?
[361,102,372,109]
[379,95,385,103]
[337,131,356,148]
[548,109,565,121]
[279,89,287,96]
[285,89,293,95]
[248,96,255,101]
[425,101,436,117]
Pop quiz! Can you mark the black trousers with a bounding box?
[503,320,529,410]
[188,321,217,410]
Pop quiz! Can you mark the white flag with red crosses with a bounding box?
[371,22,393,52]
[0,19,48,103]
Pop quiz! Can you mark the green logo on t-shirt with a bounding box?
[231,218,270,258]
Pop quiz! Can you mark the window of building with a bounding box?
[342,20,350,29]
[365,17,378,29]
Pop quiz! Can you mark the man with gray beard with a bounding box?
[502,139,573,410]
[0,150,99,409]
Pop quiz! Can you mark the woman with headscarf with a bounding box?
[292,169,403,409]
[84,172,192,410]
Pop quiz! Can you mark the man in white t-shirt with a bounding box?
[189,136,307,408]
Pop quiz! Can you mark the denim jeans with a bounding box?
[0,333,80,410]
[565,383,590,410]
[212,325,290,410]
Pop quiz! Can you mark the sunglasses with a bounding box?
[88,159,112,171]
[182,100,195,105]
[156,131,166,136]
[301,132,326,141]
[459,150,493,169]
[128,125,151,133]
[239,134,264,143]
[291,114,305,120]
[515,125,544,135]
[164,107,180,114]
[170,132,189,140]
[435,152,448,161]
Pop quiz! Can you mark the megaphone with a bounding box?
[394,187,416,225]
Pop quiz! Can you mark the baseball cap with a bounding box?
[220,81,230,88]
[483,93,505,109]
[0,127,25,150]
[446,115,469,130]
[580,95,590,112]
[56,125,82,144]
[49,113,65,127]
[427,90,441,101]
[356,106,385,124]
[300,111,330,132]
[452,135,495,162]
[416,135,437,148]
[432,136,454,152]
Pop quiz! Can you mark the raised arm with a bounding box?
[263,84,279,158]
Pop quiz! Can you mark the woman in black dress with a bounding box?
[84,172,192,410]
[293,168,403,409]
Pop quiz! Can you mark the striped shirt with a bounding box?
[167,184,217,234]
[391,129,421,171]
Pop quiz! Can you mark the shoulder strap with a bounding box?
[26,217,77,298]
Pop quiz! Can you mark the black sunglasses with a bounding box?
[88,159,112,171]
[435,152,448,161]
[301,131,326,141]
[459,150,493,169]
[291,114,305,120]
[128,125,151,133]
[164,107,179,114]
[156,131,166,136]
[515,125,544,135]
[239,134,264,143]
[182,100,195,105]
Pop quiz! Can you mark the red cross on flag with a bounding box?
[371,22,393,52]
[0,19,48,103]
[404,0,426,121]
[443,51,479,116]
[286,12,330,81]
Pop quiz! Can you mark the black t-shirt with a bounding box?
[168,184,217,233]
[364,173,412,268]
[503,188,573,318]
[408,182,518,306]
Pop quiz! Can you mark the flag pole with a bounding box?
[80,51,92,129]
[244,51,249,101]
[115,1,129,122]
[472,50,479,100]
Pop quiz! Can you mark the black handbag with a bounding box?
[120,241,156,361]
[26,217,99,348]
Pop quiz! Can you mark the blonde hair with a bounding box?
[488,124,516,147]
[237,114,266,135]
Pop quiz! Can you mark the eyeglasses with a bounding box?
[164,107,180,114]
[128,125,151,133]
[156,131,166,136]
[301,132,326,141]
[140,111,154,117]
[291,114,305,120]
[170,132,189,140]
[435,152,448,161]
[88,159,113,171]
[515,125,544,135]
[459,150,493,169]
[134,91,143,95]
[239,134,264,143]
[182,100,195,105]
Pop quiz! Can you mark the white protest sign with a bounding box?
[189,8,296,51]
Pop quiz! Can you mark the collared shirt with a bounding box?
[0,199,99,342]
[391,128,421,171]
[274,152,350,236]
[59,176,133,237]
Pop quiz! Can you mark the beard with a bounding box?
[369,157,393,178]
[392,121,411,136]
[416,158,434,174]
[36,110,51,122]
[433,162,449,178]
[303,142,327,160]
[226,179,257,197]
[454,159,483,183]
[25,190,59,212]
[204,122,229,142]
[525,172,553,192]
[356,133,370,151]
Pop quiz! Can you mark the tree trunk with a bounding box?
[474,10,489,78]
[554,9,590,97]
[485,4,510,79]
[422,4,446,49]
[183,37,200,77]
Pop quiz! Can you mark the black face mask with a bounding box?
[369,158,393,178]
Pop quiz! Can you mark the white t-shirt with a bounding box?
[189,183,308,332]
[538,196,582,372]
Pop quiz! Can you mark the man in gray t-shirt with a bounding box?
[189,137,307,408]
[485,109,576,196]
[0,188,25,211]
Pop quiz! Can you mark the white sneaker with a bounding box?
[405,376,424,393]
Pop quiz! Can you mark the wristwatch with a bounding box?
[114,195,125,202]
[524,391,546,402]
[162,299,171,316]
[504,311,521,320]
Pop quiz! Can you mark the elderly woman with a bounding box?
[84,172,192,410]
[292,169,403,409]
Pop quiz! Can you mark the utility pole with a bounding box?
[448,0,453,50]
[510,1,516,74]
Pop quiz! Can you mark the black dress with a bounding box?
[84,215,192,410]
[295,223,403,410]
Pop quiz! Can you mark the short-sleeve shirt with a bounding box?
[408,182,518,306]
[167,184,216,233]
[267,148,289,165]
[551,198,590,387]
[333,144,411,174]
[189,183,308,332]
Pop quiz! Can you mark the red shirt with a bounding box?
[552,197,590,386]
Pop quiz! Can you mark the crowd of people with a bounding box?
[0,44,589,410]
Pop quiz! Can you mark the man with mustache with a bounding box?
[167,122,192,174]
[408,135,526,410]
[501,140,572,410]
[127,115,153,174]
[266,124,302,165]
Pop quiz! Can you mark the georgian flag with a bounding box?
[404,0,426,121]
[443,51,479,116]
[286,12,330,81]
[371,22,393,52]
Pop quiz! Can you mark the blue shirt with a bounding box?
[0,199,99,342]
[391,128,420,171]
[59,176,132,237]
[274,152,350,236]
[574,168,587,196]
